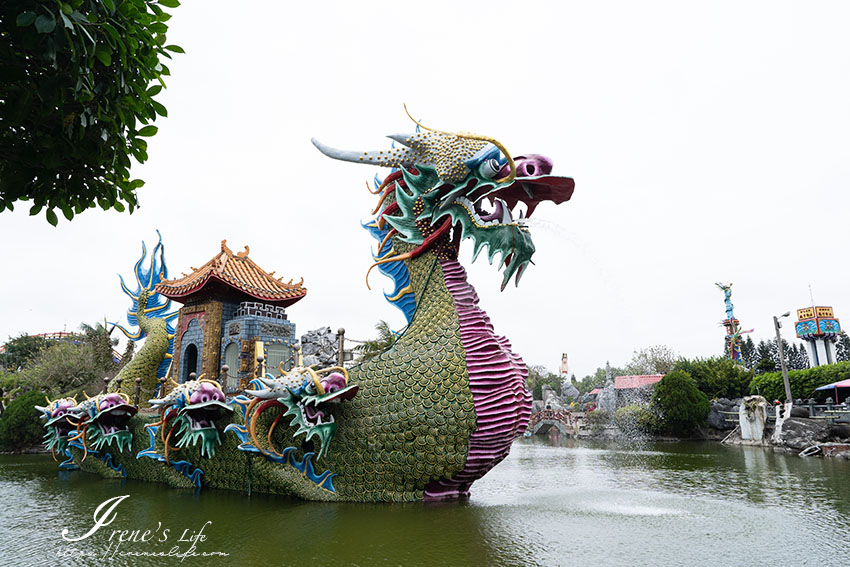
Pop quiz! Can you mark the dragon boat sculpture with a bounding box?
[39,110,574,501]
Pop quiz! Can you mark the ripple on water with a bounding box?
[3,439,850,567]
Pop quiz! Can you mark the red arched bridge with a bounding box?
[524,409,577,437]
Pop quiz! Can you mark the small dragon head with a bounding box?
[149,379,233,459]
[312,107,575,290]
[244,366,358,460]
[36,397,78,455]
[70,393,138,454]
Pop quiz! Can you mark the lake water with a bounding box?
[2,437,849,566]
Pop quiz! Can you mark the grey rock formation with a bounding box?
[541,385,563,410]
[708,398,739,430]
[596,381,616,416]
[778,418,830,451]
[300,326,338,368]
[562,383,580,401]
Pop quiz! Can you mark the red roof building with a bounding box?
[614,375,664,390]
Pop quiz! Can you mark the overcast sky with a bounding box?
[2,1,849,379]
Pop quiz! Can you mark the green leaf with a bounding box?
[146,84,162,97]
[102,22,120,44]
[29,204,43,216]
[137,125,158,137]
[164,44,184,53]
[151,101,167,117]
[35,14,57,34]
[95,47,112,66]
[159,0,181,7]
[60,204,74,221]
[113,201,125,213]
[16,11,37,26]
[61,3,73,15]
[103,0,115,11]
[46,209,58,226]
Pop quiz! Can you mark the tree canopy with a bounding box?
[623,345,678,375]
[1,0,182,224]
[652,370,709,435]
[0,332,48,371]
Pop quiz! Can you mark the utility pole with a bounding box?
[773,312,792,403]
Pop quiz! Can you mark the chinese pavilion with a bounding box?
[154,240,306,390]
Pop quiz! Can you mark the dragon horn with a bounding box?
[311,138,420,169]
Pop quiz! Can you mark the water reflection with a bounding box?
[2,438,850,566]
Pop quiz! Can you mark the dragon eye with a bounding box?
[478,158,501,179]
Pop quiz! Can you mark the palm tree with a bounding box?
[354,321,397,363]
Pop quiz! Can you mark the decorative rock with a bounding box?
[739,395,767,441]
[562,383,580,401]
[708,398,739,430]
[778,417,830,451]
[541,385,563,410]
[596,381,616,416]
[300,326,339,368]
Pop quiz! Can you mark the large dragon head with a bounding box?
[148,379,233,459]
[243,364,358,460]
[312,107,574,291]
[35,397,78,457]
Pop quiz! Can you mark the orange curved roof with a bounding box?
[154,241,307,307]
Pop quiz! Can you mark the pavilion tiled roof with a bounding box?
[155,240,307,306]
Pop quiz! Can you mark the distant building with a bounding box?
[794,306,841,367]
[155,241,306,391]
[614,374,664,405]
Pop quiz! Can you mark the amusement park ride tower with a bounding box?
[794,306,841,367]
[716,282,751,363]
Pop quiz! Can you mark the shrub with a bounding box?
[0,390,47,452]
[585,409,610,431]
[749,361,850,402]
[651,370,710,436]
[614,405,661,436]
[674,357,753,399]
[13,342,102,397]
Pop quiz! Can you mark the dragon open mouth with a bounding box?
[297,383,358,428]
[426,155,575,290]
[43,413,76,454]
[46,414,75,438]
[88,403,138,453]
[94,404,137,436]
[179,399,233,431]
[457,154,574,226]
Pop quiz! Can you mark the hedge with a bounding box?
[749,361,850,402]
